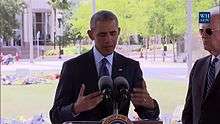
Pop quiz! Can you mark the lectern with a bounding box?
[63,120,163,124]
[63,114,162,124]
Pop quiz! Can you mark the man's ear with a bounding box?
[87,30,94,40]
[118,27,121,35]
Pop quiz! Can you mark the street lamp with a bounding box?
[92,0,96,14]
[186,0,193,77]
[37,31,40,58]
[28,0,33,63]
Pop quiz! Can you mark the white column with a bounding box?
[23,8,29,44]
[186,0,193,76]
[92,0,96,14]
[51,8,56,45]
[28,0,33,63]
[37,31,40,58]
[45,12,48,44]
[10,37,14,46]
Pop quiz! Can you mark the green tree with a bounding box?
[48,0,70,49]
[69,0,155,43]
[68,0,217,44]
[0,0,24,40]
[48,0,69,10]
[192,0,216,32]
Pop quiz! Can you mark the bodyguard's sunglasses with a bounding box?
[199,28,219,36]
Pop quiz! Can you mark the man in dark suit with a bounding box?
[50,10,160,123]
[182,6,220,124]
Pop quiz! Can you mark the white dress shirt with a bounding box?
[93,46,113,77]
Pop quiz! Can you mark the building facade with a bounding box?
[2,0,63,59]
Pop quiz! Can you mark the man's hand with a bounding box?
[73,84,103,113]
[131,81,155,109]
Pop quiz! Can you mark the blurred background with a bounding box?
[1,0,219,123]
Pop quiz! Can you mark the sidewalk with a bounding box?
[137,58,187,68]
[1,55,188,82]
[1,56,187,71]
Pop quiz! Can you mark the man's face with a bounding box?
[200,15,220,55]
[88,20,120,56]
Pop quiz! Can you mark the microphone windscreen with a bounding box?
[98,76,113,91]
[114,76,129,90]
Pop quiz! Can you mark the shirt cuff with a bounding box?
[134,99,160,120]
[62,103,80,118]
[71,103,80,117]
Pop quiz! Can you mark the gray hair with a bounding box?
[207,6,220,16]
[90,10,118,29]
[199,6,220,28]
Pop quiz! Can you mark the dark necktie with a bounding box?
[99,58,109,77]
[207,57,218,93]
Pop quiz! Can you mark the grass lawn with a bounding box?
[1,82,57,119]
[1,79,188,120]
[146,79,188,114]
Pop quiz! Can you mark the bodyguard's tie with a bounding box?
[99,58,110,77]
[207,58,219,93]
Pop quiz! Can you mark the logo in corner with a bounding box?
[199,12,210,23]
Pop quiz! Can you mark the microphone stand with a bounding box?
[113,100,118,115]
[113,88,129,115]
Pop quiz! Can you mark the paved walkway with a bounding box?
[1,55,189,81]
[1,56,186,70]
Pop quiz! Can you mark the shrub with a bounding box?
[45,49,59,56]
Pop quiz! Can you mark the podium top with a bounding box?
[63,120,163,124]
[63,121,101,124]
[133,120,163,124]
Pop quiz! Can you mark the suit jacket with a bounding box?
[50,49,160,124]
[182,55,220,124]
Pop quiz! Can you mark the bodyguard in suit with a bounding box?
[182,6,220,124]
[50,10,160,124]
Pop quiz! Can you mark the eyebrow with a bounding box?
[199,24,210,29]
[98,30,117,33]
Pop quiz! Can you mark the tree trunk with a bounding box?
[172,40,176,62]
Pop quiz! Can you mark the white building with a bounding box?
[2,0,63,59]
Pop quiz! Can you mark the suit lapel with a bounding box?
[111,52,125,80]
[89,49,99,78]
[89,49,99,77]
[201,56,211,102]
[84,49,99,93]
[216,71,220,81]
[205,66,220,98]
[215,72,220,88]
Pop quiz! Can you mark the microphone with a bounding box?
[114,76,130,102]
[98,76,113,102]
